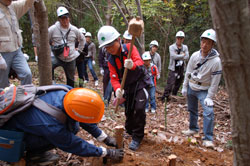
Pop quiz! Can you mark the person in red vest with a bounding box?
[97,26,151,151]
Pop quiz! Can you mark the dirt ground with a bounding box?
[0,62,233,166]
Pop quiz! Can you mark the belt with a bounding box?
[189,79,210,87]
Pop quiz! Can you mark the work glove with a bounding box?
[103,136,117,147]
[0,54,7,70]
[124,59,133,69]
[35,56,38,62]
[181,86,187,97]
[92,60,96,66]
[100,68,104,76]
[106,149,124,160]
[157,74,160,80]
[115,88,124,99]
[23,53,29,61]
[204,98,214,106]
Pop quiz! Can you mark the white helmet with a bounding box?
[85,32,92,37]
[57,7,69,17]
[142,51,151,60]
[176,31,185,37]
[123,30,132,40]
[201,29,216,42]
[97,26,120,48]
[150,40,159,48]
[79,28,86,34]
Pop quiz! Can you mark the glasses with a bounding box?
[104,40,116,48]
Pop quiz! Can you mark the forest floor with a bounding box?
[1,62,233,166]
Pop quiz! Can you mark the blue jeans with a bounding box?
[187,86,214,141]
[84,57,98,81]
[146,86,156,110]
[0,48,32,88]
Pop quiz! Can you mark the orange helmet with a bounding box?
[63,88,104,123]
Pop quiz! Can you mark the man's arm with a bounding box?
[169,45,185,60]
[126,44,143,70]
[183,45,189,60]
[12,0,34,20]
[108,61,120,91]
[77,30,86,52]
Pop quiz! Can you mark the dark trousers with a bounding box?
[52,56,75,87]
[125,88,147,143]
[163,68,184,98]
[103,67,110,95]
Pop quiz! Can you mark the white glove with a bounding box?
[181,86,187,97]
[100,68,104,76]
[124,59,133,69]
[115,88,124,99]
[92,60,96,66]
[23,53,29,61]
[0,54,7,70]
[35,56,38,62]
[157,74,160,80]
[204,98,214,106]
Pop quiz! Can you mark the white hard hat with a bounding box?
[97,26,120,48]
[142,51,151,60]
[123,30,132,40]
[85,32,92,37]
[150,40,159,48]
[201,29,216,42]
[176,31,185,37]
[57,7,69,17]
[79,28,86,34]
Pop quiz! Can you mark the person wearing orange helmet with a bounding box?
[1,85,123,165]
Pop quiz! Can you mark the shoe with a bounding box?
[181,129,198,136]
[84,80,88,84]
[151,108,156,113]
[145,108,149,113]
[95,80,99,86]
[202,140,214,148]
[129,140,140,151]
[26,151,59,166]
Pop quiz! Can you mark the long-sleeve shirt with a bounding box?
[0,0,34,52]
[183,49,222,99]
[48,21,85,62]
[85,42,96,60]
[150,52,161,74]
[168,43,189,71]
[2,88,103,157]
[98,47,109,69]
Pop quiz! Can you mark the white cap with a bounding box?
[97,26,120,48]
[142,51,151,60]
[79,28,86,34]
[176,31,185,37]
[201,29,216,42]
[149,40,159,48]
[57,7,69,17]
[123,30,132,40]
[85,32,92,37]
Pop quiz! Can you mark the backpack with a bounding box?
[0,84,70,127]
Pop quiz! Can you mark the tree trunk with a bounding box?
[208,0,250,165]
[34,1,52,86]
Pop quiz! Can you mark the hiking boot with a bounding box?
[129,140,140,151]
[26,151,59,166]
[202,140,214,148]
[181,129,198,136]
[95,80,99,86]
[151,108,156,113]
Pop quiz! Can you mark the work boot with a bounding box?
[26,151,59,166]
[129,140,140,151]
[95,80,99,86]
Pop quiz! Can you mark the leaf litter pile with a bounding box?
[1,62,233,166]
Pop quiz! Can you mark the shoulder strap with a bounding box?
[36,85,69,94]
[32,98,67,124]
[58,28,71,44]
[194,59,209,70]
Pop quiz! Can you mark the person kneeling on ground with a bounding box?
[1,86,123,165]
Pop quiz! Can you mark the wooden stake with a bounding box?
[168,154,177,166]
[115,125,124,149]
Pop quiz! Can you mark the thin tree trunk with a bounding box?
[34,0,52,86]
[208,0,250,165]
[135,0,144,54]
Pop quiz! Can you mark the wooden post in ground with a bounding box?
[168,154,177,166]
[115,125,124,149]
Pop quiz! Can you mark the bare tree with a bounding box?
[34,0,52,85]
[208,0,250,165]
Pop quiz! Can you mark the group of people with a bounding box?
[0,0,222,165]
